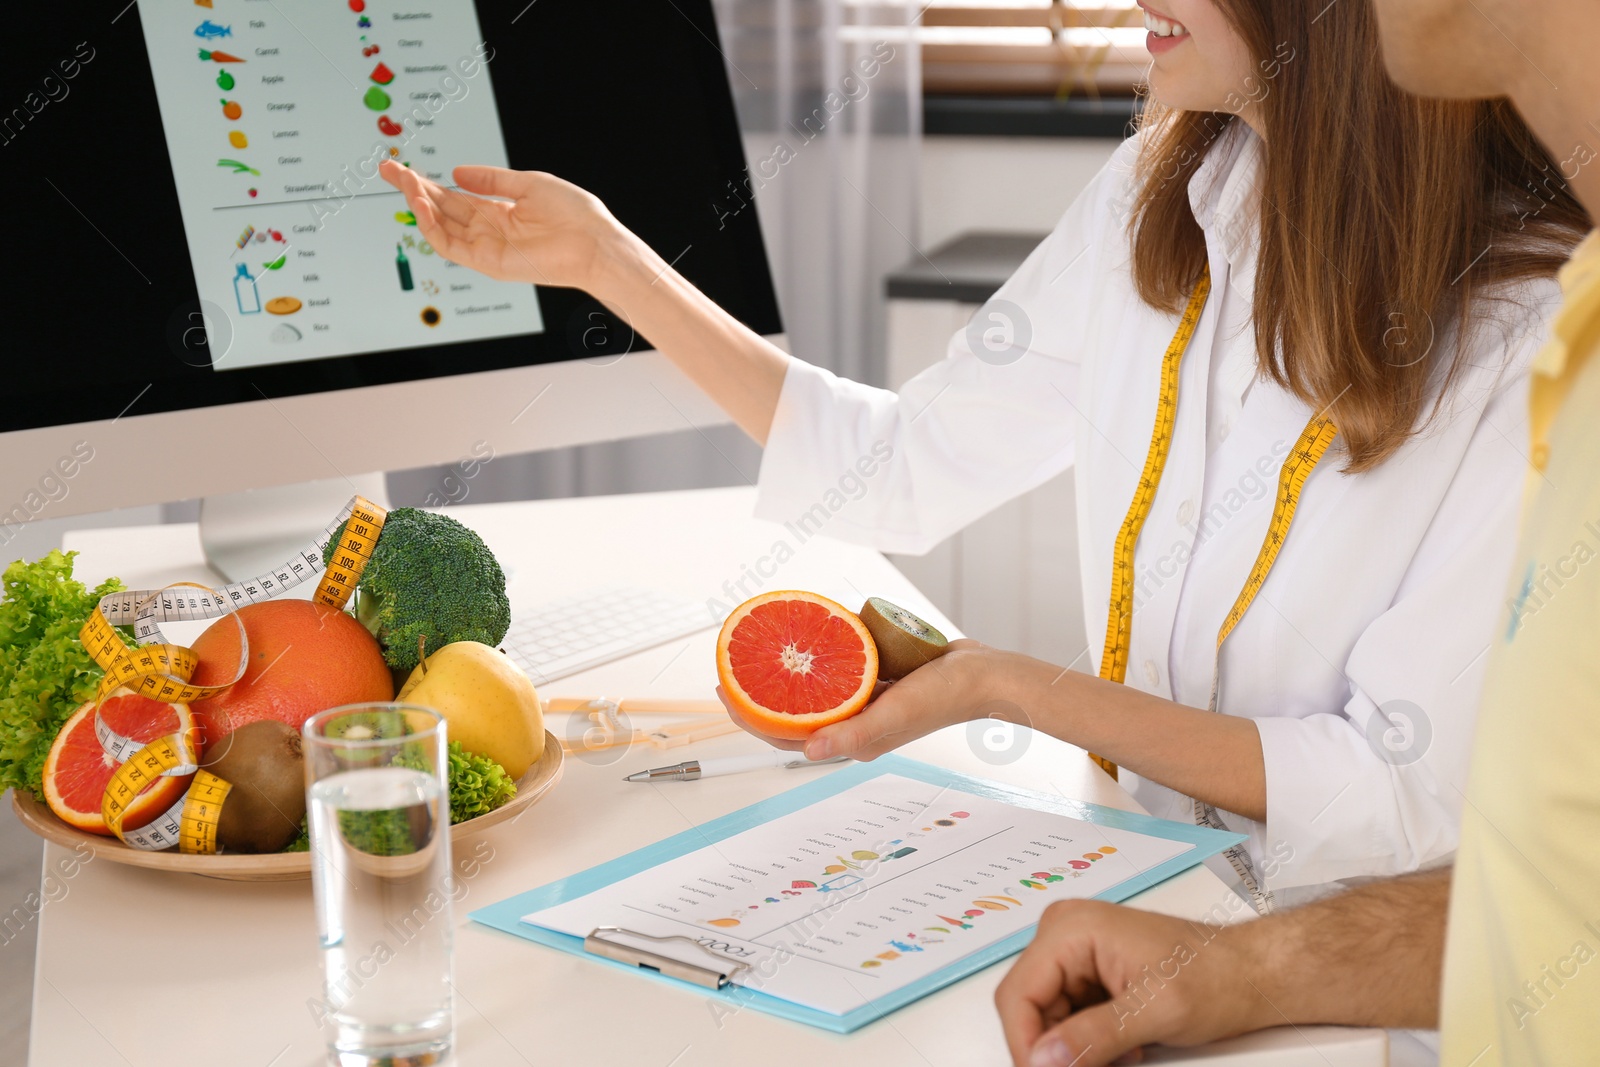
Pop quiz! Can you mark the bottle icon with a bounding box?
[396,243,414,291]
[234,262,261,314]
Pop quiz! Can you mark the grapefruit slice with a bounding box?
[41,690,200,836]
[716,591,878,740]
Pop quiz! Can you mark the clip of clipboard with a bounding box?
[583,926,750,989]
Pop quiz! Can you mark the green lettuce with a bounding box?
[397,740,518,824]
[0,550,124,796]
[281,742,517,853]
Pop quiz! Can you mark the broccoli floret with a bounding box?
[324,508,510,671]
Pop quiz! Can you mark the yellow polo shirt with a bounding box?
[1440,229,1600,1064]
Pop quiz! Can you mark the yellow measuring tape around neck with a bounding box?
[1091,270,1339,780]
[79,496,387,853]
[1097,269,1212,700]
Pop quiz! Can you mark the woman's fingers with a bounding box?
[453,164,534,200]
[803,687,923,761]
[380,163,466,251]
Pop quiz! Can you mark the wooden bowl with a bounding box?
[10,730,563,882]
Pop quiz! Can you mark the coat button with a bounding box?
[1143,659,1160,687]
[1177,499,1195,525]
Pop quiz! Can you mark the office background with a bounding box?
[0,2,1127,1054]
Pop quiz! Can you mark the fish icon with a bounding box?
[194,20,232,38]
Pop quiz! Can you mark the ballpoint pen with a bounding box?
[623,751,851,782]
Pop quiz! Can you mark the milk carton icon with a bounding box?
[234,262,261,314]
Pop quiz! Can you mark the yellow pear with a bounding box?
[397,641,543,778]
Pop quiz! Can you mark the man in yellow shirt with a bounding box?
[994,2,1600,1065]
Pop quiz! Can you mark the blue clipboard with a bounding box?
[470,754,1244,1033]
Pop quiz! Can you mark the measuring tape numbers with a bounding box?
[77,495,387,853]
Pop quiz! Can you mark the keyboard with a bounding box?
[502,586,726,685]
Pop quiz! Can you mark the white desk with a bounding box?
[31,487,1383,1066]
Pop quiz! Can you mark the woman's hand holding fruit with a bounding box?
[719,639,1009,761]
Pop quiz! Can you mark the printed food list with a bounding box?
[137,0,543,371]
[525,774,1194,1015]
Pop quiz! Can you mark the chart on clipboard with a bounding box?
[515,768,1218,1018]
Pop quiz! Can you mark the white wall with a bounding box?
[886,134,1121,666]
[919,135,1122,249]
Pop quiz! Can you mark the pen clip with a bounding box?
[584,926,751,989]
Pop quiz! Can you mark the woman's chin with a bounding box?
[1143,70,1226,116]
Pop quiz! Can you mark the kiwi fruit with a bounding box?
[859,597,950,680]
[202,720,306,854]
[323,709,411,742]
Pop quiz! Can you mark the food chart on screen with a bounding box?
[137,0,544,371]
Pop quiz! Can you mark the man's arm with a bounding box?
[995,868,1452,1067]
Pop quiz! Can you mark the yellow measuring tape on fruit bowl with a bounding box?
[78,496,387,854]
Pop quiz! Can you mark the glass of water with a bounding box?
[304,703,453,1066]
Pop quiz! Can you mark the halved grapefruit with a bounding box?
[41,690,200,836]
[716,591,878,740]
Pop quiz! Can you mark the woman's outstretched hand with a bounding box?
[379,161,623,292]
[717,639,1006,761]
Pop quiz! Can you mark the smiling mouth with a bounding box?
[1142,8,1190,39]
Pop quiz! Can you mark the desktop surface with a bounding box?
[27,488,1383,1066]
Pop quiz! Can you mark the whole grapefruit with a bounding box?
[188,600,392,747]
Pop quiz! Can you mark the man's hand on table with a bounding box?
[995,900,1273,1067]
[995,869,1454,1066]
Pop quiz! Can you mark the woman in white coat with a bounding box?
[380,0,1587,910]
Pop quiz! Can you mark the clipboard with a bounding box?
[470,754,1245,1033]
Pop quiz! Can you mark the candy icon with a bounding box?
[363,85,391,111]
[377,115,403,137]
[370,62,394,85]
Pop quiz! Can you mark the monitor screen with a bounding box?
[4,0,780,434]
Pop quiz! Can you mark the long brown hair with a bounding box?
[1129,0,1589,472]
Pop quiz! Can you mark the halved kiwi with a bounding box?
[859,597,949,680]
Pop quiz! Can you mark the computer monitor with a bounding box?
[1,0,782,575]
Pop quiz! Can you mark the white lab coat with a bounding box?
[754,122,1561,899]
